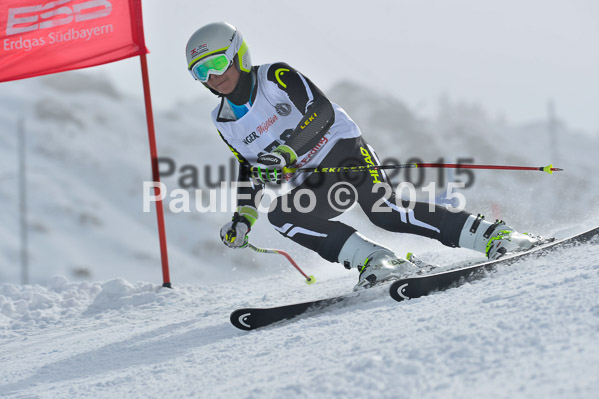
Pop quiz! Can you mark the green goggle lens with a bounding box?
[191,54,231,82]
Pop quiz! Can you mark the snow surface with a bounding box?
[1,72,599,397]
[1,236,598,398]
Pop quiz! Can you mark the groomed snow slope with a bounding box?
[1,230,598,398]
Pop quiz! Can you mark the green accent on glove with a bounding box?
[237,206,258,227]
[273,145,297,165]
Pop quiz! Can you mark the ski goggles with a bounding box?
[189,53,232,82]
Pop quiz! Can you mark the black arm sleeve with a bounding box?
[267,63,335,156]
[217,130,262,208]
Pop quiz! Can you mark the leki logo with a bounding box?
[6,0,112,36]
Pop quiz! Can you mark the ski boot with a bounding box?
[459,214,547,260]
[337,232,419,289]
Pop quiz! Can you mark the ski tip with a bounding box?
[230,309,254,331]
[305,275,316,285]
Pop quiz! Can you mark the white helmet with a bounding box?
[185,22,251,84]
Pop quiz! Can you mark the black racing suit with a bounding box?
[217,63,471,263]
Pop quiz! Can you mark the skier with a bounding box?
[185,22,544,289]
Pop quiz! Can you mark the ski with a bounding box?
[389,226,599,302]
[231,226,598,331]
[230,282,396,331]
[231,293,354,331]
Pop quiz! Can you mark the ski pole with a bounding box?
[283,163,562,175]
[245,241,316,285]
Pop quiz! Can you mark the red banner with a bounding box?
[0,0,148,83]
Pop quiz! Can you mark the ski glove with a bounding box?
[257,144,297,168]
[252,145,297,185]
[250,166,282,184]
[220,206,258,249]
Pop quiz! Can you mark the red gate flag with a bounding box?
[0,0,148,83]
[1,0,172,286]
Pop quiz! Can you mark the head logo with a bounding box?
[360,146,382,184]
[275,103,291,116]
[275,68,289,89]
[6,0,112,36]
[238,313,251,329]
[397,283,410,300]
